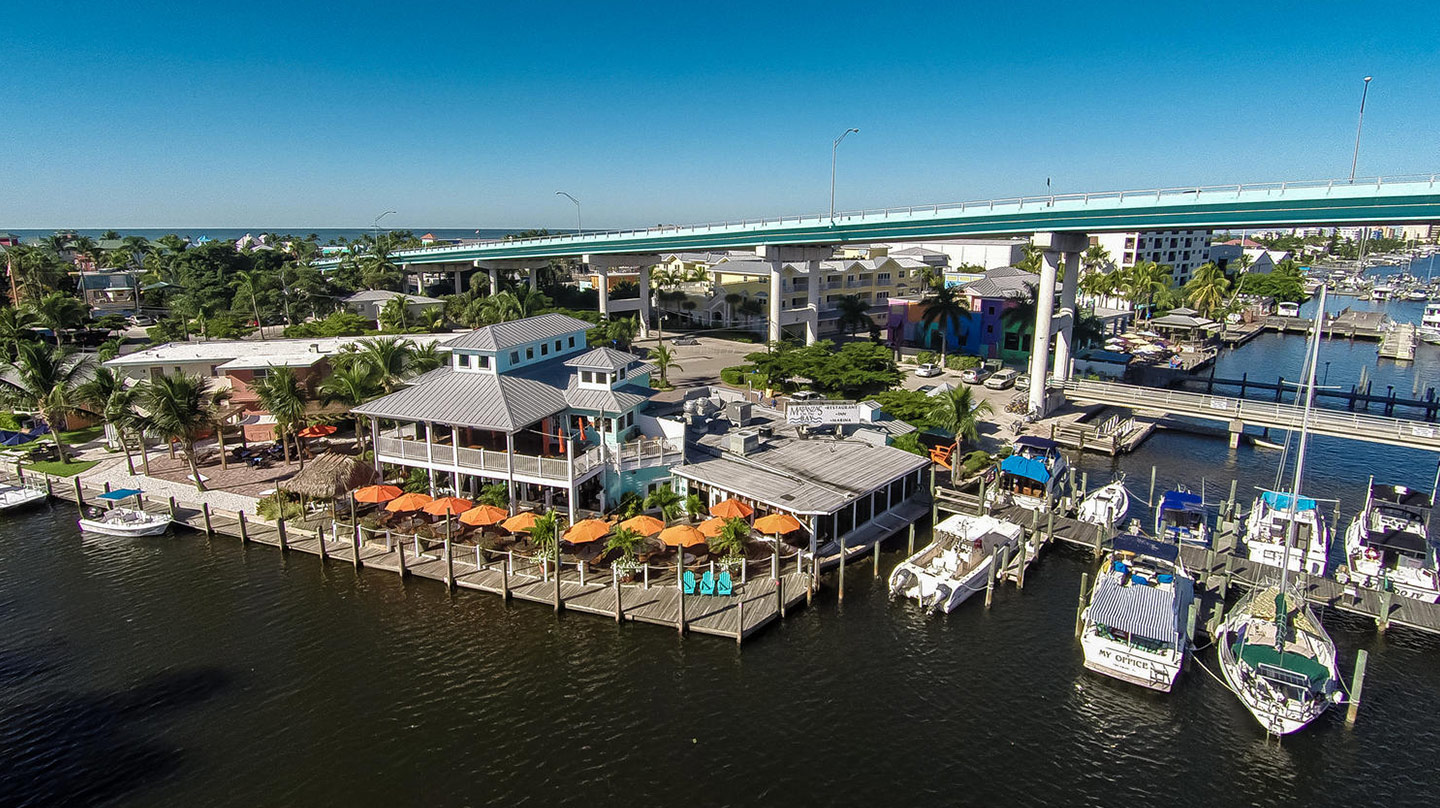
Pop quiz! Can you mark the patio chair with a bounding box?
[699,570,715,596]
[716,570,733,596]
[682,569,697,595]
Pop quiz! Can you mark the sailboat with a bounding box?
[1217,286,1343,735]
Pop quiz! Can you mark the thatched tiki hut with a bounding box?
[279,451,378,519]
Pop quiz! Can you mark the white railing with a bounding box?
[315,172,1440,266]
[614,437,685,471]
[375,436,594,483]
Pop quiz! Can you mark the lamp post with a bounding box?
[555,192,581,235]
[372,210,396,241]
[829,128,859,223]
[1348,76,1373,184]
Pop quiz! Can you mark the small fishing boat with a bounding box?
[1080,534,1194,692]
[1243,490,1330,575]
[1156,489,1209,547]
[1342,481,1439,603]
[0,483,49,512]
[888,513,1025,613]
[1077,479,1129,529]
[78,488,171,537]
[992,436,1070,513]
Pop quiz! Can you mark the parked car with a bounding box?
[985,369,1020,390]
[128,314,155,327]
[671,335,699,346]
[914,362,943,377]
[790,391,826,402]
[959,366,993,384]
[1014,373,1031,391]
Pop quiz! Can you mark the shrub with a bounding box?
[890,431,928,457]
[720,365,762,386]
[960,450,992,476]
[257,494,304,521]
[945,355,981,371]
[914,351,937,365]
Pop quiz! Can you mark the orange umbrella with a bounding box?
[619,514,665,536]
[459,504,509,527]
[297,424,338,438]
[697,516,728,538]
[754,513,803,535]
[564,518,611,544]
[709,498,754,519]
[423,497,473,516]
[385,492,434,512]
[353,484,403,504]
[659,524,706,548]
[502,511,541,533]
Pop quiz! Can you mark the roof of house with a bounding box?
[563,346,639,372]
[103,333,453,369]
[962,266,1037,299]
[344,289,444,305]
[1149,311,1217,329]
[353,367,569,432]
[442,313,593,352]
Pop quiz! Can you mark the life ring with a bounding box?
[1364,547,1380,561]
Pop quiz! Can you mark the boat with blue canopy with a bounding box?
[79,488,171,537]
[992,436,1069,513]
[1156,489,1209,547]
[1244,489,1329,575]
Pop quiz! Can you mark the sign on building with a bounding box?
[785,400,864,426]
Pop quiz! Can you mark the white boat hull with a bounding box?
[1080,632,1182,692]
[0,486,49,512]
[78,508,171,537]
[1342,520,1440,603]
[1077,481,1129,529]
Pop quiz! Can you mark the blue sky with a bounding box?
[5,1,1438,230]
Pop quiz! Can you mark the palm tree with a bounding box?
[319,363,384,451]
[1081,244,1112,275]
[1015,243,1044,273]
[649,342,682,388]
[251,366,308,467]
[136,372,229,491]
[354,336,416,392]
[1184,262,1231,318]
[360,242,403,290]
[409,342,446,375]
[477,483,509,509]
[378,295,412,331]
[644,483,683,521]
[834,294,872,336]
[479,291,523,324]
[0,305,40,360]
[709,518,749,559]
[420,306,446,332]
[604,526,646,565]
[683,493,705,520]
[1124,260,1173,321]
[605,316,639,351]
[27,291,88,342]
[0,342,94,465]
[40,233,72,254]
[530,511,561,568]
[929,385,993,445]
[919,285,969,366]
[78,367,139,474]
[230,269,266,332]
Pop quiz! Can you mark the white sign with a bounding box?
[786,400,864,426]
[1411,425,1436,438]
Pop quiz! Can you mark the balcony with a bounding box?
[373,434,681,484]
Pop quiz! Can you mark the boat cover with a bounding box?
[1159,490,1205,514]
[1365,527,1429,556]
[97,488,144,502]
[1089,575,1186,645]
[1261,491,1317,511]
[1000,454,1050,484]
[1013,436,1059,453]
[1235,642,1330,686]
[1372,483,1432,510]
[1113,534,1179,562]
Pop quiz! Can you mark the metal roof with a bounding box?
[565,382,654,413]
[564,346,638,372]
[344,289,444,305]
[353,367,567,432]
[443,313,594,351]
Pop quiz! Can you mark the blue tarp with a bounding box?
[1000,454,1051,483]
[97,488,144,502]
[1113,534,1180,562]
[1159,490,1205,514]
[1262,491,1317,512]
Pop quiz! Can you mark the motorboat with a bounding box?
[1342,481,1439,603]
[888,513,1025,613]
[77,488,171,537]
[1217,584,1343,735]
[0,483,49,512]
[992,436,1070,512]
[1077,479,1129,529]
[1243,490,1330,575]
[1156,489,1209,547]
[1420,303,1440,344]
[1080,534,1194,692]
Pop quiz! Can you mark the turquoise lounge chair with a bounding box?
[716,570,733,596]
[682,569,697,594]
[700,570,716,595]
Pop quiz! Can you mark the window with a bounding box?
[457,353,472,369]
[477,354,490,369]
[509,351,519,364]
[875,292,887,302]
[555,340,562,352]
[526,347,534,360]
[580,370,593,384]
[1004,332,1020,351]
[540,343,548,356]
[568,336,576,348]
[877,272,891,283]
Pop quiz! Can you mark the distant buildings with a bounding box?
[887,266,1038,362]
[1090,229,1213,285]
[343,290,445,325]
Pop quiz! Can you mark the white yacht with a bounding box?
[888,513,1026,613]
[1077,479,1129,529]
[993,436,1070,512]
[1420,302,1440,343]
[1343,482,1439,603]
[1155,489,1209,547]
[78,488,171,537]
[1244,490,1329,576]
[1218,585,1343,735]
[0,483,49,512]
[1081,534,1194,692]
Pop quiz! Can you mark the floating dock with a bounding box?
[1379,323,1418,361]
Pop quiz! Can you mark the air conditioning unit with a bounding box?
[726,401,752,427]
[727,430,760,456]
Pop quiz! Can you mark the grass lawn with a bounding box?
[58,425,106,444]
[22,459,100,477]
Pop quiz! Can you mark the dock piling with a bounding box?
[985,547,1000,609]
[1016,536,1029,590]
[167,495,177,517]
[838,542,846,602]
[1185,601,1199,670]
[202,503,213,536]
[1346,649,1369,725]
[1377,590,1393,632]
[677,561,687,635]
[353,524,363,568]
[443,538,454,589]
[1148,465,1157,507]
[613,567,623,622]
[907,523,915,555]
[73,477,85,514]
[872,541,880,576]
[395,536,407,578]
[735,596,744,646]
[1075,572,1090,638]
[238,510,249,543]
[318,523,329,561]
[277,518,288,552]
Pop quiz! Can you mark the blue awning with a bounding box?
[1262,490,1317,512]
[1159,490,1205,514]
[1000,454,1051,483]
[1113,534,1180,562]
[1090,575,1187,645]
[97,488,144,501]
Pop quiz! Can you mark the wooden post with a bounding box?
[1016,535,1028,590]
[1075,572,1090,638]
[807,556,815,606]
[985,546,1000,608]
[443,538,454,590]
[353,524,363,568]
[103,481,111,493]
[395,535,408,578]
[872,541,880,576]
[907,523,915,555]
[501,551,511,600]
[777,578,785,618]
[202,502,213,536]
[167,495,176,517]
[238,510,250,543]
[1093,522,1104,558]
[1377,590,1392,632]
[277,518,288,552]
[554,545,563,613]
[1345,649,1369,726]
[1185,601,1198,670]
[736,595,744,645]
[977,476,987,514]
[643,562,650,590]
[318,522,329,560]
[771,547,779,581]
[837,543,846,602]
[677,559,687,635]
[1148,465,1157,507]
[73,477,85,513]
[613,566,623,622]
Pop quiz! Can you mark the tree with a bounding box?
[230,269,266,330]
[649,341,682,388]
[709,518,750,559]
[644,483,683,521]
[27,291,88,341]
[359,242,404,290]
[409,342,446,375]
[420,306,447,332]
[684,493,705,519]
[1015,243,1044,273]
[319,364,384,451]
[1073,311,1107,350]
[801,341,902,399]
[0,305,40,360]
[604,316,639,350]
[378,295,413,331]
[834,294,873,336]
[137,372,230,491]
[1081,244,1112,275]
[477,482,509,509]
[1184,262,1231,318]
[251,366,308,467]
[78,366,139,474]
[529,511,560,564]
[354,336,417,392]
[919,285,969,366]
[929,385,993,445]
[604,526,646,564]
[1123,260,1172,320]
[0,342,94,464]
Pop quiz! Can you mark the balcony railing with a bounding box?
[374,435,666,482]
[613,437,685,471]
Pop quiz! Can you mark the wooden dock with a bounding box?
[1379,323,1419,361]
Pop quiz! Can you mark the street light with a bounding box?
[1348,76,1373,184]
[829,127,860,223]
[372,210,396,240]
[555,191,582,235]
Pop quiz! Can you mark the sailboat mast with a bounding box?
[1277,285,1329,608]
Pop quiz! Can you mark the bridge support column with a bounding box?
[768,269,783,344]
[1228,418,1244,449]
[805,260,821,345]
[1027,252,1059,415]
[596,268,609,317]
[638,265,652,337]
[1052,250,1082,382]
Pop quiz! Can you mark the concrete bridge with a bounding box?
[1062,378,1440,452]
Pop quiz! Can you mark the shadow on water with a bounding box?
[0,667,230,807]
